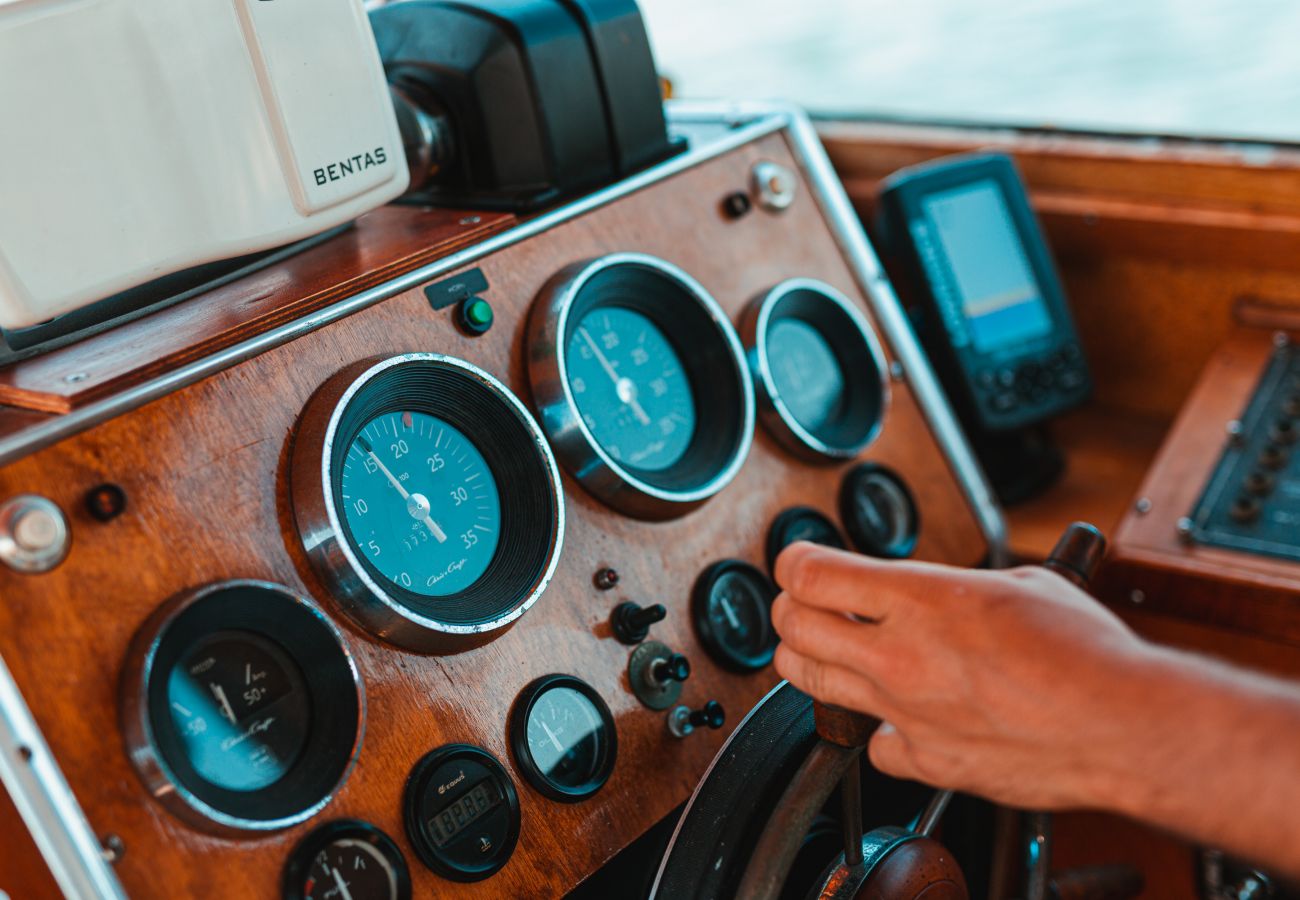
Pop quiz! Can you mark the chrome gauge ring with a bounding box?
[119,580,364,834]
[743,278,890,462]
[291,354,565,653]
[528,253,755,520]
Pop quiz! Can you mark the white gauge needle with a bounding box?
[719,596,743,631]
[331,866,355,900]
[209,683,236,725]
[367,450,447,543]
[578,327,652,426]
[539,720,566,754]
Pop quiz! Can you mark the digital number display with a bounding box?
[921,180,1053,353]
[428,781,498,847]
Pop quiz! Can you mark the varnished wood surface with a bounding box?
[1100,328,1300,643]
[0,131,989,899]
[0,207,514,414]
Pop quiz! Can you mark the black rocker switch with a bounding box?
[668,700,726,739]
[649,653,691,687]
[612,601,666,644]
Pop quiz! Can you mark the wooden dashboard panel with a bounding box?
[0,128,990,898]
[1100,327,1300,642]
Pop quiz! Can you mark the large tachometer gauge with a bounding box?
[291,354,564,652]
[528,254,755,519]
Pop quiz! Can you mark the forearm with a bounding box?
[1093,645,1300,877]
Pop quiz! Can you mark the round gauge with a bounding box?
[283,820,411,900]
[120,581,363,833]
[291,354,564,653]
[404,744,520,883]
[528,253,755,520]
[691,560,779,672]
[765,506,846,577]
[509,675,617,802]
[839,464,919,559]
[743,278,889,461]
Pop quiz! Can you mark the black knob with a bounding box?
[612,601,666,644]
[650,653,691,686]
[689,701,725,731]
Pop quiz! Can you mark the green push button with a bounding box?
[458,296,494,335]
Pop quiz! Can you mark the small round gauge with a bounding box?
[283,820,411,900]
[839,463,919,559]
[529,253,755,520]
[509,675,617,802]
[291,354,564,653]
[120,581,363,833]
[692,560,779,672]
[765,506,847,577]
[743,278,889,461]
[404,744,520,882]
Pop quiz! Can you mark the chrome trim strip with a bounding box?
[0,652,126,899]
[0,112,785,470]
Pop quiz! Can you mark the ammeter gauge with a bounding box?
[691,560,779,672]
[292,354,564,653]
[282,820,411,900]
[510,675,617,802]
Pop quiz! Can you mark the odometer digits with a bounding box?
[340,413,501,597]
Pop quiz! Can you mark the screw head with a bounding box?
[1135,497,1152,515]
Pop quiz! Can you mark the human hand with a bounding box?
[771,542,1159,811]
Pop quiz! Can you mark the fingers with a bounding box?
[774,541,962,621]
[771,592,886,673]
[773,644,895,718]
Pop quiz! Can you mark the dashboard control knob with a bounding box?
[649,653,691,687]
[751,161,796,212]
[667,701,726,738]
[0,495,70,574]
[611,601,666,644]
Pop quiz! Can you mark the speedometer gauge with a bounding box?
[528,253,755,519]
[743,279,889,462]
[292,354,564,653]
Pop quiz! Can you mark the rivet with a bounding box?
[101,834,125,864]
[1135,497,1152,515]
[594,567,620,591]
[1176,517,1195,544]
[64,372,90,384]
[1130,589,1145,605]
[459,215,482,226]
[889,361,905,381]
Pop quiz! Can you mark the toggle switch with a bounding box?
[668,701,726,739]
[611,601,666,644]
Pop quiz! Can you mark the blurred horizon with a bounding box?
[639,0,1300,143]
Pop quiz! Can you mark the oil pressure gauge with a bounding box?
[510,675,617,802]
[291,354,564,653]
[283,820,411,900]
[692,561,779,672]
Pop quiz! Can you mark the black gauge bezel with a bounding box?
[691,560,779,672]
[509,674,618,803]
[765,506,847,577]
[403,744,520,882]
[290,354,565,653]
[839,463,920,559]
[743,278,890,462]
[528,253,755,520]
[120,581,363,834]
[282,819,412,900]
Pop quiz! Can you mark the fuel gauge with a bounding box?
[282,820,411,900]
[691,561,778,672]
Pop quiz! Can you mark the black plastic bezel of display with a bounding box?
[133,583,362,829]
[691,560,779,672]
[281,819,412,900]
[328,361,560,628]
[838,463,920,559]
[403,744,520,882]
[764,506,847,577]
[509,674,618,802]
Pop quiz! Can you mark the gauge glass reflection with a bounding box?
[767,318,845,433]
[525,686,607,791]
[166,631,310,792]
[707,569,773,660]
[340,412,501,597]
[566,307,696,471]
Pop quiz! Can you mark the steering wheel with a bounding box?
[652,524,1108,900]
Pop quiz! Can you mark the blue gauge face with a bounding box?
[566,307,696,472]
[339,412,502,597]
[767,318,845,433]
[525,686,606,791]
[166,631,310,792]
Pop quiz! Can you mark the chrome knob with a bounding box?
[0,495,70,573]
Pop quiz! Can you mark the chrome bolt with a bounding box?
[1135,497,1153,515]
